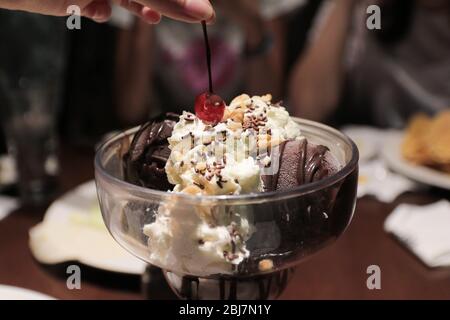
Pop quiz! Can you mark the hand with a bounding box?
[0,0,215,24]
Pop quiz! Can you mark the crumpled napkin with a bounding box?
[384,200,450,268]
[342,126,419,202]
[358,159,419,203]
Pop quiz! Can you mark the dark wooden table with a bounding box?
[0,146,449,300]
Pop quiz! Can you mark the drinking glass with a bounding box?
[0,76,60,205]
[0,12,65,205]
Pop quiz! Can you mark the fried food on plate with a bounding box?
[401,114,432,165]
[402,111,450,173]
[425,111,450,165]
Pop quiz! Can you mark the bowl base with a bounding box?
[162,268,295,300]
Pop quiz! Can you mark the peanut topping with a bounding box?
[258,259,274,272]
[230,94,251,107]
[261,94,272,102]
[195,162,207,173]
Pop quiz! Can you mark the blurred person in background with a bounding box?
[289,0,450,128]
[114,0,306,125]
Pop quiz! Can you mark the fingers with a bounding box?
[141,7,162,24]
[84,0,216,25]
[118,0,162,24]
[82,0,112,23]
[133,0,215,23]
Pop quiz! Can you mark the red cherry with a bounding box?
[195,92,226,125]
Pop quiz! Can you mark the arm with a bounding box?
[243,16,286,101]
[217,0,286,100]
[289,0,357,121]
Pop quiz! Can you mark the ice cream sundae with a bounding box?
[122,93,343,280]
[95,93,358,299]
[93,18,358,299]
[94,19,358,300]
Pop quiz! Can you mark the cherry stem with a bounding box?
[202,21,213,94]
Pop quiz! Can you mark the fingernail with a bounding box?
[92,9,107,22]
[206,11,216,24]
[185,0,214,20]
[142,9,162,24]
[93,13,108,22]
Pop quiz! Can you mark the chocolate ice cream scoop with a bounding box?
[123,113,179,191]
[262,139,340,192]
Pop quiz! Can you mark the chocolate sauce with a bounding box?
[299,141,329,184]
[180,276,200,300]
[261,142,287,192]
[123,113,179,191]
[167,269,294,300]
[262,139,336,192]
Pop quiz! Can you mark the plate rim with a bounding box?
[30,180,146,275]
[0,285,56,300]
[381,131,450,190]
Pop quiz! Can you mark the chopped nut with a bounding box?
[230,94,250,107]
[231,109,244,123]
[195,162,207,172]
[227,120,242,131]
[261,94,272,102]
[223,109,232,121]
[258,259,274,272]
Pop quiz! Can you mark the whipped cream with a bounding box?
[143,198,253,276]
[144,94,302,276]
[165,94,302,195]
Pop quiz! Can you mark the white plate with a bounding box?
[29,181,146,275]
[342,126,384,162]
[0,285,55,300]
[381,131,450,190]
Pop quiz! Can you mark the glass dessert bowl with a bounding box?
[95,117,359,300]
